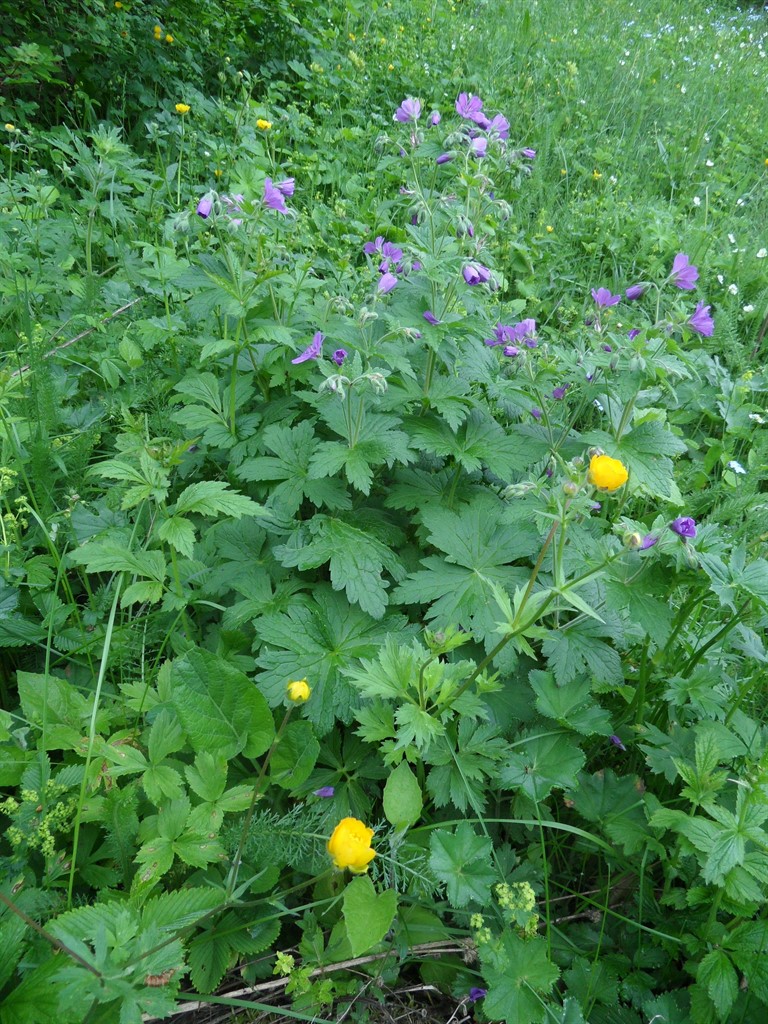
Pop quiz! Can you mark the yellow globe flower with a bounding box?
[327,817,376,873]
[5,123,15,132]
[286,678,311,703]
[114,1,123,8]
[588,454,629,492]
[153,24,163,38]
[256,118,272,130]
[165,34,174,43]
[175,103,191,115]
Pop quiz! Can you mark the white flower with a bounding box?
[727,460,746,475]
[705,159,714,167]
[693,196,701,206]
[593,399,605,412]
[728,233,736,244]
[717,274,724,284]
[749,413,766,424]
[743,304,755,313]
[757,248,767,259]
[728,283,738,295]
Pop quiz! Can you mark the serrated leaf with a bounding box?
[697,949,738,1021]
[173,481,265,519]
[429,821,497,907]
[171,648,274,759]
[529,671,612,736]
[157,516,197,558]
[269,720,319,789]
[499,733,586,801]
[482,932,560,1024]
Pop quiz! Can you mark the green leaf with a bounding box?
[429,821,497,907]
[275,516,405,618]
[148,709,185,763]
[499,733,586,801]
[171,649,274,760]
[542,620,623,688]
[425,719,508,813]
[529,671,612,735]
[697,949,738,1021]
[255,588,413,734]
[172,481,266,520]
[16,671,100,750]
[142,764,184,804]
[383,761,423,828]
[393,497,538,641]
[342,875,398,956]
[185,752,228,803]
[406,409,549,477]
[309,413,414,495]
[269,720,320,789]
[67,541,166,582]
[157,516,197,558]
[482,932,560,1024]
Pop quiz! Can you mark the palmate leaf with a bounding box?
[237,420,351,514]
[482,932,560,1024]
[429,821,497,907]
[406,408,549,478]
[274,515,405,619]
[542,618,623,688]
[255,587,415,734]
[308,411,414,495]
[393,496,539,641]
[425,718,508,812]
[499,733,586,801]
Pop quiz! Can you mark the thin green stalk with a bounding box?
[67,573,123,908]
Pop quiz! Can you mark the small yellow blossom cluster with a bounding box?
[470,912,493,945]
[496,881,540,937]
[256,118,272,130]
[153,24,174,43]
[2,784,77,859]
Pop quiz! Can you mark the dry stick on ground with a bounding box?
[143,941,467,1022]
[11,297,142,377]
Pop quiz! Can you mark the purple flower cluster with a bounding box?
[484,319,537,348]
[364,235,409,293]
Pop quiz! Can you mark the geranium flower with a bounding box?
[592,287,621,308]
[332,349,347,366]
[670,516,697,539]
[423,311,440,325]
[378,272,398,293]
[263,177,288,214]
[687,302,714,337]
[670,253,699,290]
[625,284,645,300]
[463,262,491,285]
[274,177,295,197]
[456,92,484,120]
[327,817,376,873]
[196,195,213,219]
[292,331,324,364]
[394,97,421,122]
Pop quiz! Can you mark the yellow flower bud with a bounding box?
[175,103,191,115]
[5,123,15,132]
[588,454,629,492]
[165,34,174,43]
[114,1,123,8]
[287,678,311,702]
[327,817,376,873]
[256,118,272,130]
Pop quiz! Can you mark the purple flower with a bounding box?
[521,147,536,159]
[378,272,398,294]
[364,235,386,256]
[503,345,520,357]
[196,195,213,219]
[640,534,658,549]
[625,284,645,300]
[670,253,699,290]
[394,97,421,123]
[274,177,295,197]
[484,324,513,347]
[332,349,347,366]
[670,516,697,539]
[313,786,335,798]
[469,989,487,1003]
[591,502,602,511]
[471,136,488,158]
[513,319,537,345]
[530,407,542,421]
[456,92,483,120]
[263,177,288,214]
[292,331,324,364]
[688,302,714,337]
[429,110,441,126]
[602,344,612,353]
[462,262,491,286]
[436,152,454,165]
[592,287,621,308]
[628,328,641,340]
[423,311,440,326]
[609,735,627,752]
[552,384,570,400]
[489,113,510,139]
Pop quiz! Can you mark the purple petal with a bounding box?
[313,786,335,798]
[670,516,697,539]
[521,147,536,159]
[423,311,440,325]
[378,272,398,294]
[670,252,699,290]
[196,196,213,219]
[625,284,645,300]
[291,331,324,364]
[332,349,347,366]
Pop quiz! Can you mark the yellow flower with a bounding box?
[592,169,602,180]
[327,817,376,873]
[114,1,123,7]
[287,678,311,703]
[588,454,629,492]
[175,103,190,115]
[153,24,163,38]
[165,34,174,43]
[388,63,395,71]
[214,168,223,177]
[546,225,554,233]
[256,118,272,130]
[5,123,15,132]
